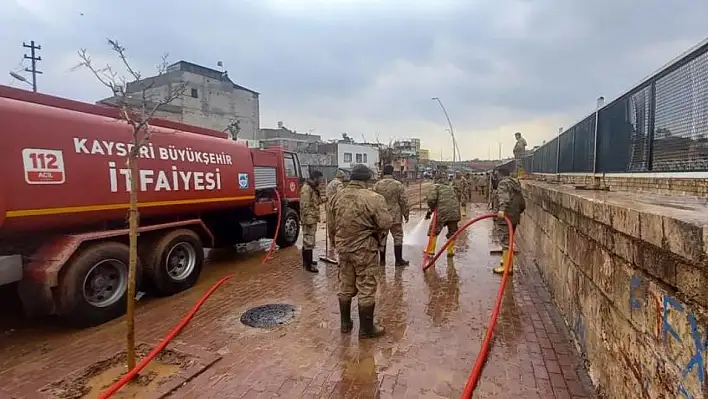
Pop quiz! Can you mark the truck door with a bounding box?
[283,152,301,200]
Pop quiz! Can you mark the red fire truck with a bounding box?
[0,86,303,327]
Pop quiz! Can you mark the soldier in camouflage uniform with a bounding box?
[452,171,470,217]
[328,164,393,339]
[300,170,324,273]
[373,165,410,266]
[325,170,346,258]
[465,172,474,202]
[424,168,461,257]
[492,168,525,275]
[326,169,346,199]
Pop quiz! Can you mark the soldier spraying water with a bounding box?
[424,167,461,258]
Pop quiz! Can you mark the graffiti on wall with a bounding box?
[629,273,707,398]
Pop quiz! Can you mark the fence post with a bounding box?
[647,82,657,171]
[592,96,605,176]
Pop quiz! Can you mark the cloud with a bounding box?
[1,0,706,160]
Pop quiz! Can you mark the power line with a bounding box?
[22,41,42,92]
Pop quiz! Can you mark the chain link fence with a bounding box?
[523,39,708,174]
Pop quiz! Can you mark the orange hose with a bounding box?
[99,189,285,398]
[262,188,283,263]
[98,274,233,399]
[422,213,515,398]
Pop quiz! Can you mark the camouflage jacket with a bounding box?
[325,177,344,201]
[373,175,410,223]
[452,177,470,202]
[327,181,393,254]
[300,179,323,225]
[426,182,461,223]
[495,177,525,224]
[513,138,527,158]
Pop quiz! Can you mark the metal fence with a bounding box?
[523,39,708,174]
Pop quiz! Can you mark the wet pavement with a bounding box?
[0,196,595,398]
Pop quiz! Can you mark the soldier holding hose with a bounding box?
[492,168,525,275]
[328,164,392,339]
[424,168,461,258]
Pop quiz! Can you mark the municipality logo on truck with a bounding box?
[238,173,249,189]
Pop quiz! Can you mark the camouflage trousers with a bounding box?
[514,157,525,177]
[337,251,378,306]
[381,223,405,246]
[493,219,518,249]
[428,219,459,239]
[302,223,317,250]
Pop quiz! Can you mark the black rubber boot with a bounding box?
[379,246,386,265]
[303,250,319,273]
[338,297,353,333]
[358,303,385,339]
[394,245,409,267]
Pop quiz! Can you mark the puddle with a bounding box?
[40,345,192,399]
[81,361,180,399]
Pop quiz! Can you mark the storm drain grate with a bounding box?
[240,304,297,328]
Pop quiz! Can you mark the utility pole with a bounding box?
[23,41,42,92]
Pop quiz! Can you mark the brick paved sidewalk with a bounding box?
[0,205,595,399]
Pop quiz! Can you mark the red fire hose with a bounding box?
[262,189,283,263]
[422,213,515,398]
[99,190,284,398]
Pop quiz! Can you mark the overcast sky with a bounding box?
[2,0,707,160]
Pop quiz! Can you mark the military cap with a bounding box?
[350,164,372,181]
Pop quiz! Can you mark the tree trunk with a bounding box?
[126,153,139,370]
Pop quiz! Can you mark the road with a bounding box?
[0,183,595,398]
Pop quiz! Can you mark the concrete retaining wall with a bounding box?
[517,180,708,398]
[534,174,708,197]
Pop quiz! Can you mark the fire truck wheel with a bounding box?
[144,229,204,296]
[276,207,300,248]
[56,241,138,328]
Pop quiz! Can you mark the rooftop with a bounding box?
[167,61,260,95]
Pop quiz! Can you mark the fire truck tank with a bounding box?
[0,95,257,235]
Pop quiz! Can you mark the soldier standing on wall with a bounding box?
[424,168,461,257]
[328,164,393,339]
[373,165,411,267]
[492,167,526,275]
[513,132,527,177]
[299,170,324,273]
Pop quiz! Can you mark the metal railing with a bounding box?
[522,38,708,174]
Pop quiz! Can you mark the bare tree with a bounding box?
[76,39,187,370]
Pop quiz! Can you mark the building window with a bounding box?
[356,153,362,163]
[190,88,198,98]
[344,153,352,163]
[363,153,368,163]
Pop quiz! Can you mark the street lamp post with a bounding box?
[9,71,32,89]
[592,96,605,175]
[431,97,458,164]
